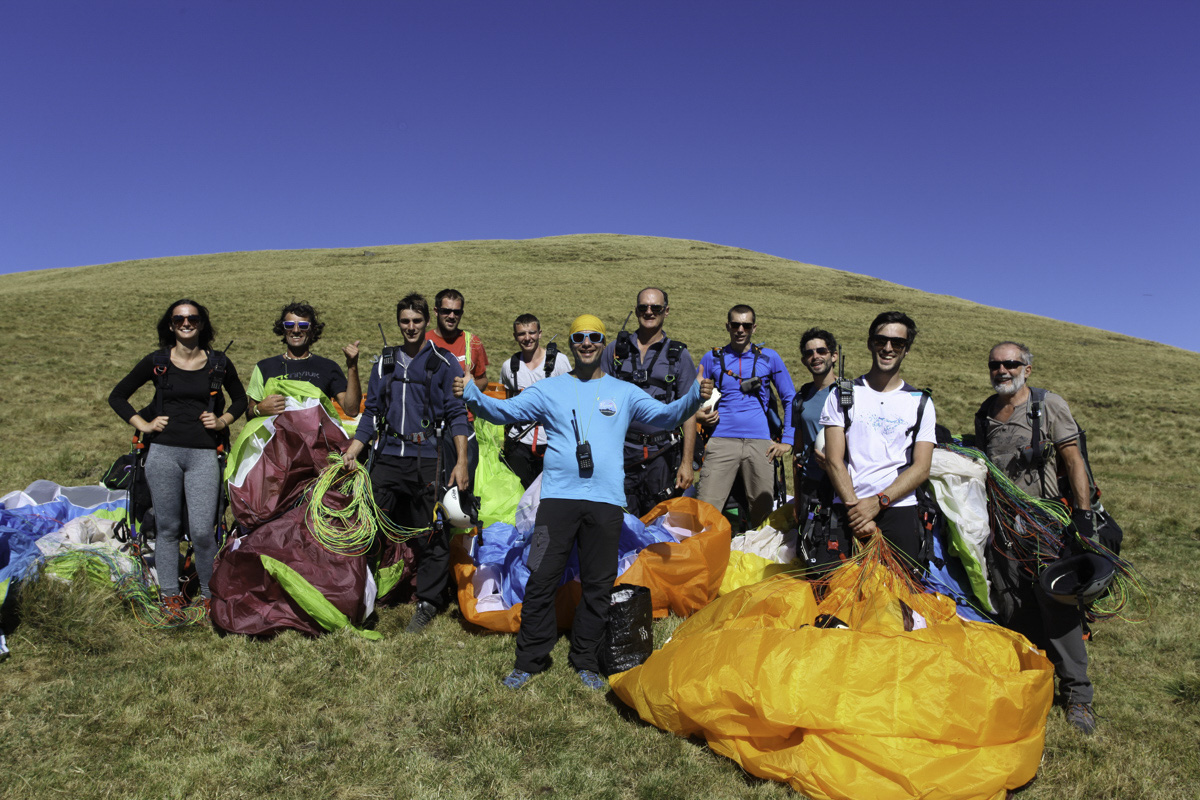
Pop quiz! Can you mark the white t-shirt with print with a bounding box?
[499,351,572,446]
[819,377,937,508]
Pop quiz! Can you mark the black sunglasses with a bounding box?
[728,321,754,330]
[172,314,201,325]
[802,347,830,358]
[869,335,909,350]
[570,331,605,344]
[436,307,463,317]
[636,303,665,315]
[988,359,1027,370]
[282,320,312,330]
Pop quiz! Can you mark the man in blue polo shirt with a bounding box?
[696,304,796,528]
[600,287,698,516]
[456,313,711,691]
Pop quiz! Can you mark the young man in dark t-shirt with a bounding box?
[246,302,361,419]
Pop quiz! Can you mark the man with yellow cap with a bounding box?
[455,314,712,690]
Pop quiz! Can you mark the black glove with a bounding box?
[1071,508,1096,541]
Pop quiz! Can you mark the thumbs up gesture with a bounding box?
[698,364,715,402]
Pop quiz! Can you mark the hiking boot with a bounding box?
[577,669,606,691]
[501,669,532,690]
[406,601,439,633]
[1065,702,1097,735]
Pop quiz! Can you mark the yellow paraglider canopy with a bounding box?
[611,535,1054,800]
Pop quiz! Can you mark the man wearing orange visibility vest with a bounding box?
[426,288,489,490]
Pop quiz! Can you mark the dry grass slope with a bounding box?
[1,234,1198,798]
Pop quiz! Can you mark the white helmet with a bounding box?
[441,486,474,529]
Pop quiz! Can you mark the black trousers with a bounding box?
[370,454,448,609]
[623,445,678,518]
[514,498,623,674]
[503,439,545,490]
[809,504,922,573]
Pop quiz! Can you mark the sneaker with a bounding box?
[1065,702,1097,735]
[501,669,532,690]
[406,601,439,633]
[578,669,606,690]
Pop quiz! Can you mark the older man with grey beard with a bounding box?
[974,340,1098,734]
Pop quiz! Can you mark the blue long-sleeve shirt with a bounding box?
[464,373,702,506]
[699,345,797,445]
[354,341,472,459]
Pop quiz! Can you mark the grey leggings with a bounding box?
[144,444,220,598]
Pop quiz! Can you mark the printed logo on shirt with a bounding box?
[598,398,618,417]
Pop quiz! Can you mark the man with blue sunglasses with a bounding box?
[246,301,361,419]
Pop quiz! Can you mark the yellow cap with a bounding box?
[569,314,606,338]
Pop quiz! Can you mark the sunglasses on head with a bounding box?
[728,321,754,330]
[436,307,462,317]
[988,359,1027,370]
[636,303,665,315]
[172,314,201,325]
[282,320,312,330]
[803,347,830,358]
[570,331,604,344]
[869,335,909,350]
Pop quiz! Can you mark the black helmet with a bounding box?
[1039,553,1116,606]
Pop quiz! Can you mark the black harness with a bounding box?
[374,342,448,446]
[613,333,686,401]
[507,341,560,387]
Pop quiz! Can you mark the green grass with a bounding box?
[1,234,1198,798]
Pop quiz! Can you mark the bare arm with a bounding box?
[336,340,362,416]
[1055,440,1092,511]
[823,425,857,506]
[676,415,697,490]
[447,434,469,489]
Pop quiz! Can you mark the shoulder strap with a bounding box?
[374,345,399,427]
[661,338,684,400]
[1028,387,1048,463]
[838,376,861,431]
[711,347,727,391]
[614,330,633,362]
[152,348,172,418]
[905,387,932,442]
[509,352,521,383]
[973,398,992,451]
[544,342,558,378]
[462,331,473,372]
[426,344,447,377]
[206,350,228,414]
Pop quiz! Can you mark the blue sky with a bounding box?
[3,1,1197,351]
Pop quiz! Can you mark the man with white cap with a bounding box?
[455,313,712,691]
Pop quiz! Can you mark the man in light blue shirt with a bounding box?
[455,314,711,691]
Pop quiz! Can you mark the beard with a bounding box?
[992,370,1026,397]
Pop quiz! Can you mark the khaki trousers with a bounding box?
[696,437,775,527]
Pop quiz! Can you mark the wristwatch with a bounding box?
[877,493,892,508]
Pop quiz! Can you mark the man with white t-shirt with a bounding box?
[819,311,936,562]
[500,314,571,487]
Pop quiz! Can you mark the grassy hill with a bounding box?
[1,234,1198,798]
